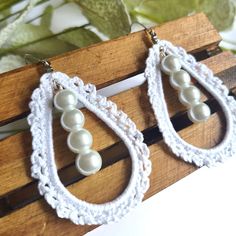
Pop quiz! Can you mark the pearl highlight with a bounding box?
[160,54,211,123]
[188,103,211,123]
[54,87,102,176]
[67,129,93,153]
[170,69,191,89]
[54,89,77,111]
[75,150,102,176]
[161,55,181,75]
[179,85,201,106]
[61,109,85,132]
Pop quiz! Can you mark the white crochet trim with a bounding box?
[28,72,151,225]
[145,41,236,167]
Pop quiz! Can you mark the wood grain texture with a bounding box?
[0,52,235,196]
[0,13,220,123]
[0,112,224,236]
[1,13,235,236]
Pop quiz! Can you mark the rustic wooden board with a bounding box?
[0,112,225,235]
[0,13,220,123]
[0,52,235,197]
[0,12,235,236]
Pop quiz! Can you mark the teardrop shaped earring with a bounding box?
[27,57,151,225]
[142,26,236,167]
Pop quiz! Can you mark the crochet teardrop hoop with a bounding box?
[145,41,236,167]
[28,72,151,225]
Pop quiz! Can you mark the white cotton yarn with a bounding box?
[28,72,151,225]
[145,40,236,167]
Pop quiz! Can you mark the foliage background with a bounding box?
[0,0,235,73]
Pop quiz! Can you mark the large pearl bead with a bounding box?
[75,150,102,176]
[54,89,77,111]
[61,109,85,132]
[179,85,201,106]
[161,55,181,75]
[188,103,211,123]
[170,69,191,89]
[67,129,93,153]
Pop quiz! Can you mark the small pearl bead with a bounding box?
[161,55,181,75]
[61,109,85,132]
[75,150,102,176]
[188,103,211,123]
[67,129,93,153]
[54,89,77,111]
[170,70,191,89]
[179,85,201,106]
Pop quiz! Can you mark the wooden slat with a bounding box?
[0,52,235,196]
[1,13,235,236]
[0,111,224,235]
[0,13,220,123]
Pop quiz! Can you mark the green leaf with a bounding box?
[0,0,21,12]
[0,23,77,58]
[123,0,146,22]
[40,5,53,26]
[73,0,131,38]
[125,0,235,31]
[0,54,25,73]
[58,27,101,47]
[123,0,143,11]
[4,24,52,48]
[129,0,198,23]
[0,8,10,28]
[0,8,10,20]
[197,0,236,31]
[14,37,76,58]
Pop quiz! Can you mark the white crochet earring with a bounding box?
[144,28,236,167]
[27,59,151,225]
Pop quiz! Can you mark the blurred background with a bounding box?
[0,0,235,73]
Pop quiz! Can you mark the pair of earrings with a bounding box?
[28,27,236,225]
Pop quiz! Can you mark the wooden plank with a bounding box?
[0,112,224,236]
[0,13,220,123]
[0,52,235,196]
[1,13,233,236]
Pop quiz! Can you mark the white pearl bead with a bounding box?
[75,150,102,176]
[67,129,93,153]
[61,109,85,132]
[54,89,77,111]
[188,103,211,123]
[161,55,181,75]
[170,69,191,89]
[179,85,201,106]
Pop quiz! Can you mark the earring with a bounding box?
[27,58,151,225]
[144,28,236,167]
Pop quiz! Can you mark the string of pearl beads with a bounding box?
[53,88,102,176]
[161,55,211,123]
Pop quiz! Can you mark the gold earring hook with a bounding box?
[131,21,159,45]
[24,54,54,73]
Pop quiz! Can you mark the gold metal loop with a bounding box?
[24,54,54,73]
[131,21,159,45]
[145,28,159,45]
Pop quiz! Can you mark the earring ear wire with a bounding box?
[24,54,54,72]
[131,21,159,45]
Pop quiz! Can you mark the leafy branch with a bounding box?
[0,0,235,73]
